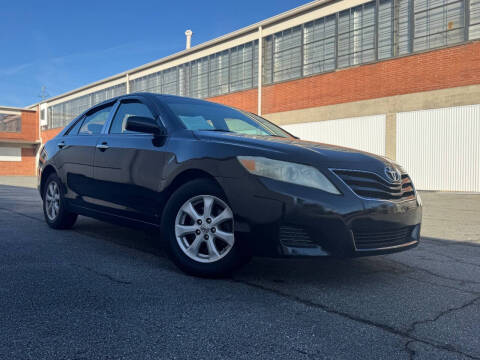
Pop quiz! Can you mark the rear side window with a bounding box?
[79,105,113,135]
[66,117,85,136]
[110,101,154,134]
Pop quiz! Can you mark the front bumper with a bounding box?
[217,175,422,258]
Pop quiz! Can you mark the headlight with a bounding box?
[237,156,340,194]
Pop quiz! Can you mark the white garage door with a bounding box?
[282,115,386,156]
[397,105,480,192]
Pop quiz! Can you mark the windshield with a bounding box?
[163,98,291,138]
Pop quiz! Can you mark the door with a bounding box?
[55,103,114,206]
[92,99,167,223]
[282,115,387,156]
[397,105,480,192]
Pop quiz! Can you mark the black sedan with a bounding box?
[38,93,422,277]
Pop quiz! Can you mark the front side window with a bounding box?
[110,101,154,134]
[78,105,113,135]
[164,98,290,138]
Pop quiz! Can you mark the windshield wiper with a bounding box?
[200,129,234,133]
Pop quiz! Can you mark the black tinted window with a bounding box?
[110,101,154,134]
[79,105,113,135]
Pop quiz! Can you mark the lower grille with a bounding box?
[333,169,416,201]
[279,226,316,248]
[353,226,415,250]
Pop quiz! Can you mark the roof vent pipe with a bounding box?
[185,30,193,49]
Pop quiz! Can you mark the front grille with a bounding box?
[279,226,316,248]
[333,170,415,201]
[353,226,415,250]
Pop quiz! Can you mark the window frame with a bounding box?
[64,115,86,136]
[106,97,158,136]
[76,102,115,136]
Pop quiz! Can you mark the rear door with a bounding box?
[55,103,114,207]
[91,97,167,223]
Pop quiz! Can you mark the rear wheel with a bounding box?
[43,173,77,229]
[162,179,249,277]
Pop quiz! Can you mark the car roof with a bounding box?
[131,92,232,107]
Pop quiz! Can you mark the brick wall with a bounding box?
[207,88,258,113]
[262,42,480,114]
[41,128,61,143]
[0,147,37,176]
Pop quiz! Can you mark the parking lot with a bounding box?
[0,183,479,359]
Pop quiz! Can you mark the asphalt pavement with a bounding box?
[0,184,479,360]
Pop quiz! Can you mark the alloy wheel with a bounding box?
[175,195,234,263]
[45,181,61,221]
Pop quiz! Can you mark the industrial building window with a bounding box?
[163,67,178,95]
[47,83,126,129]
[209,50,229,97]
[469,0,480,38]
[378,0,412,58]
[0,113,21,132]
[378,0,395,59]
[91,84,126,104]
[130,41,258,98]
[303,15,336,75]
[273,26,302,82]
[190,57,209,98]
[338,3,376,68]
[413,0,465,51]
[263,36,274,84]
[130,72,162,93]
[252,40,259,87]
[230,42,254,92]
[178,64,190,97]
[395,0,413,55]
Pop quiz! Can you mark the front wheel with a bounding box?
[162,179,249,277]
[43,173,78,229]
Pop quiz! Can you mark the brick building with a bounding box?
[0,107,40,176]
[1,0,479,191]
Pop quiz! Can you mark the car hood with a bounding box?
[195,131,401,174]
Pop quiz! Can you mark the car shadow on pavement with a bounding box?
[73,215,480,284]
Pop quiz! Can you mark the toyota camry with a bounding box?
[38,93,422,277]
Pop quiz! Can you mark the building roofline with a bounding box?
[0,139,41,145]
[0,105,36,113]
[27,0,332,109]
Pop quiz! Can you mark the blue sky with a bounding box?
[0,0,309,107]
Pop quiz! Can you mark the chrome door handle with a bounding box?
[96,143,109,151]
[57,141,66,149]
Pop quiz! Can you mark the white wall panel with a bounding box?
[0,147,21,162]
[282,115,386,156]
[397,105,480,192]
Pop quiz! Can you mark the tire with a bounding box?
[162,178,250,277]
[43,173,78,229]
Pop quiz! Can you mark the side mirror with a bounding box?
[125,116,166,136]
